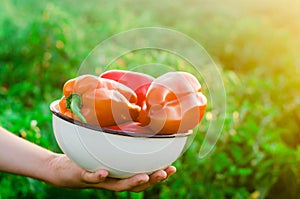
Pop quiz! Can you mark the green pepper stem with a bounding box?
[66,94,87,123]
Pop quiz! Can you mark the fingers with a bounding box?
[96,173,150,192]
[84,166,176,192]
[129,166,176,192]
[81,169,109,184]
[128,170,166,192]
[149,170,168,184]
[164,165,176,177]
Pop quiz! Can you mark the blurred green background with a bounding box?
[1,0,300,198]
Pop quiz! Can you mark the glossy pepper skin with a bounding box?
[107,122,154,135]
[138,72,207,135]
[59,74,140,127]
[100,70,154,109]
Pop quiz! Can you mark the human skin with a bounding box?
[0,126,176,192]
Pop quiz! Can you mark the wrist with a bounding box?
[42,152,64,186]
[42,153,87,188]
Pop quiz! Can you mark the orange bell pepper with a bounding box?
[138,72,207,134]
[59,74,141,127]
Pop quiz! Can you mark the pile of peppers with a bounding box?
[59,70,207,135]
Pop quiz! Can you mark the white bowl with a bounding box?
[50,100,192,178]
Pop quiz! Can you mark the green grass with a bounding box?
[1,0,300,198]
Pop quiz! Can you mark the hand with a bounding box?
[46,154,176,192]
[0,127,176,192]
[97,166,176,192]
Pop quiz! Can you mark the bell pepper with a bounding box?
[59,74,141,127]
[138,71,207,135]
[100,70,154,109]
[107,122,154,135]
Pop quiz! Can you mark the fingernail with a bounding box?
[99,170,108,178]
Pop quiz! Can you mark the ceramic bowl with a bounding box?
[50,100,192,178]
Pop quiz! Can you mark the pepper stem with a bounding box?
[66,94,87,123]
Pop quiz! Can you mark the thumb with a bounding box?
[81,169,109,184]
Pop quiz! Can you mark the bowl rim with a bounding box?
[50,100,193,138]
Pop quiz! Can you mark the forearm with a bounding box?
[0,126,55,183]
[0,126,107,188]
[0,126,175,191]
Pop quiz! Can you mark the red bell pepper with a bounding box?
[138,72,207,134]
[107,122,154,134]
[100,70,154,109]
[59,74,141,127]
